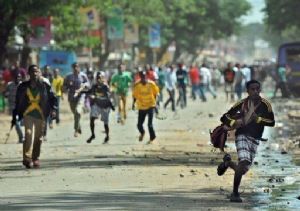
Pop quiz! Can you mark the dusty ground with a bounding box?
[0,91,266,210]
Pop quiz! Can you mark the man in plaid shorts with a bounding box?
[218,80,275,202]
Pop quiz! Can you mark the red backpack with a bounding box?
[210,124,228,151]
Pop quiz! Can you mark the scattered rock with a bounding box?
[281,189,286,192]
[297,196,300,200]
[254,161,258,165]
[275,160,279,163]
[288,111,300,120]
[180,174,184,178]
[123,151,129,155]
[204,173,209,177]
[263,188,271,193]
[190,169,196,173]
[281,151,288,154]
[208,113,214,118]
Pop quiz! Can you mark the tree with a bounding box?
[0,0,251,68]
[0,0,62,67]
[264,0,300,48]
[0,0,99,67]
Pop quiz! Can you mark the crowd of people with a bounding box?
[0,59,280,202]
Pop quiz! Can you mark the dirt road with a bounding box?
[0,92,268,210]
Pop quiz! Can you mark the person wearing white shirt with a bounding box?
[164,65,177,112]
[200,64,217,99]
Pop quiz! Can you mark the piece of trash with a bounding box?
[284,176,296,185]
[157,156,172,161]
[276,122,284,128]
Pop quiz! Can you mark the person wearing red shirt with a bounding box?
[189,65,206,101]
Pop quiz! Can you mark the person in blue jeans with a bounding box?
[5,72,24,143]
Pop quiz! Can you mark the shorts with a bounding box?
[224,82,234,93]
[90,105,110,124]
[235,134,259,164]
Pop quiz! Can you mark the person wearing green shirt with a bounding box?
[110,63,132,124]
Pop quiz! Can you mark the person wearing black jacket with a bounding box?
[84,71,114,144]
[217,80,275,202]
[12,65,57,168]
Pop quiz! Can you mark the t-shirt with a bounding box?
[158,71,166,88]
[176,69,187,87]
[133,81,159,110]
[52,76,64,97]
[189,67,200,85]
[224,68,235,83]
[235,70,244,85]
[64,72,90,102]
[278,67,287,82]
[111,72,132,95]
[89,83,112,108]
[5,81,20,112]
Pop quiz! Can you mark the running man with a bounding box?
[132,71,159,144]
[110,63,132,124]
[63,62,90,137]
[85,71,115,144]
[217,80,275,202]
[5,72,24,143]
[50,68,64,126]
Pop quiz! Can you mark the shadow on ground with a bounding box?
[0,189,255,210]
[0,149,223,173]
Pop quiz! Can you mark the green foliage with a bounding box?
[264,0,300,48]
[264,0,300,32]
[0,0,251,65]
